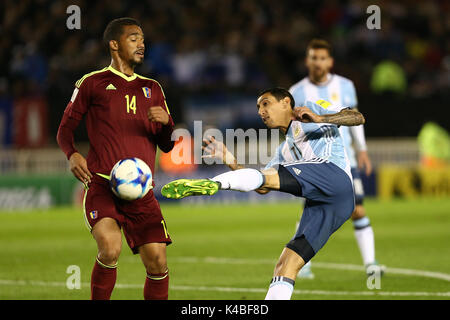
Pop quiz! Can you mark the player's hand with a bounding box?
[69,152,93,184]
[357,150,373,176]
[148,106,169,125]
[202,136,235,165]
[293,106,322,123]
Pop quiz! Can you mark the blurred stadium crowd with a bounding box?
[0,0,449,142]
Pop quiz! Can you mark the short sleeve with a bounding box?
[154,81,171,116]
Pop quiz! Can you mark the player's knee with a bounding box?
[96,236,121,265]
[274,257,295,272]
[274,256,302,278]
[98,246,121,265]
[145,254,167,274]
[351,205,365,220]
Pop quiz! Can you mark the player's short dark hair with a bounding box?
[103,17,142,48]
[258,87,295,109]
[306,38,333,57]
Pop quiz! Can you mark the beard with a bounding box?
[311,68,327,81]
[130,56,144,67]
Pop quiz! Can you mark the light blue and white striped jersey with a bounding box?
[264,100,352,178]
[289,74,358,167]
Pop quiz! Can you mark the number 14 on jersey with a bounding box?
[125,94,137,114]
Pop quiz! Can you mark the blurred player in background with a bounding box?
[57,18,174,300]
[161,88,365,299]
[289,39,383,278]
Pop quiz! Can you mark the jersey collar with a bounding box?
[107,65,137,81]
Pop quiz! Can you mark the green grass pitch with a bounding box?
[0,197,449,300]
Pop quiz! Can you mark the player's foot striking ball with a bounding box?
[161,179,220,199]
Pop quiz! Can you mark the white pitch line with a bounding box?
[0,279,449,297]
[164,256,450,282]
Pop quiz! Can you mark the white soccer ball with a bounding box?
[109,158,153,201]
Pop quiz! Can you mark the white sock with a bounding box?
[353,217,375,265]
[265,276,295,300]
[212,168,264,192]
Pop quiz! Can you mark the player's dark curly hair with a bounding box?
[258,87,295,109]
[103,17,142,49]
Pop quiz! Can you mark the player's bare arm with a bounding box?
[69,152,93,184]
[148,106,169,125]
[294,106,365,126]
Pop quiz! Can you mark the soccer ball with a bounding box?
[109,158,153,201]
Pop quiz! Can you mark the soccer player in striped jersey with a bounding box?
[57,18,174,300]
[289,39,383,279]
[161,87,365,299]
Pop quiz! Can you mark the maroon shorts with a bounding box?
[83,181,172,254]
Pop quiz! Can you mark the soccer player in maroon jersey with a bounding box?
[57,18,174,300]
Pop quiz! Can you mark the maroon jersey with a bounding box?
[57,66,174,213]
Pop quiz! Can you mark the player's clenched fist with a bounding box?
[69,152,93,184]
[148,106,169,125]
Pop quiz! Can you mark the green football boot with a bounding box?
[161,179,220,199]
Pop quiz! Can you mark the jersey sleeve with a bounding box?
[56,79,91,159]
[65,79,91,120]
[151,82,175,153]
[305,99,346,116]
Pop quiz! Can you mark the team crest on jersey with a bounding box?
[294,127,301,137]
[142,87,151,98]
[89,210,98,219]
